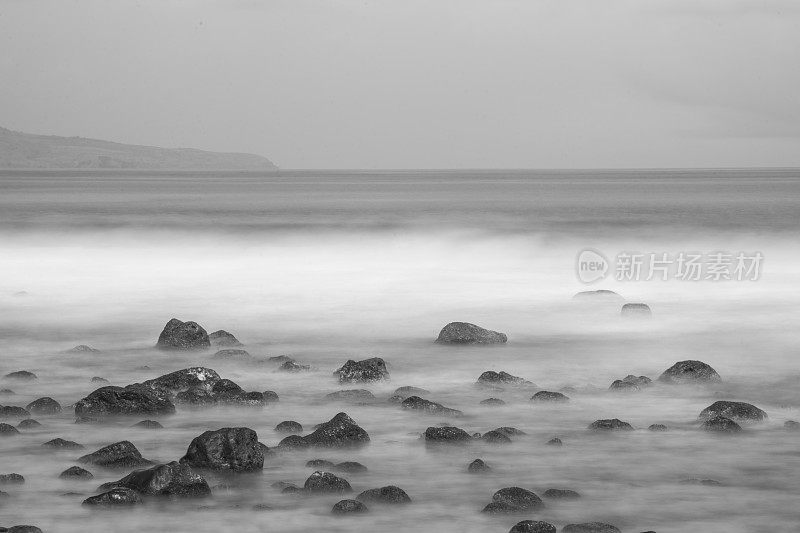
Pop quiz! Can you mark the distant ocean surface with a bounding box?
[0,169,799,533]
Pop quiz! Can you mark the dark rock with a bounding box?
[156,318,210,350]
[622,375,652,387]
[91,377,110,383]
[5,527,44,533]
[401,396,462,417]
[325,389,376,403]
[306,459,335,469]
[424,426,472,444]
[785,420,800,430]
[133,420,163,429]
[268,355,293,364]
[509,521,557,533]
[357,485,411,504]
[3,371,37,381]
[543,488,580,499]
[588,419,634,431]
[648,424,668,431]
[278,361,310,373]
[0,406,30,418]
[480,398,506,406]
[335,461,367,473]
[702,415,742,433]
[74,385,175,417]
[208,330,242,347]
[209,379,266,406]
[477,371,530,386]
[60,466,93,479]
[658,360,721,384]
[103,461,210,497]
[468,459,490,473]
[698,401,767,422]
[66,345,100,353]
[17,419,41,429]
[79,441,152,468]
[275,420,303,433]
[546,437,563,446]
[304,471,352,493]
[0,473,24,484]
[180,427,263,472]
[494,427,526,437]
[280,412,369,449]
[42,438,84,449]
[531,391,569,402]
[621,303,651,317]
[82,487,142,506]
[482,430,512,444]
[436,322,507,344]
[334,358,389,383]
[25,397,62,415]
[331,499,368,514]
[394,386,430,397]
[482,487,544,513]
[263,390,279,403]
[609,380,640,392]
[0,423,20,436]
[212,349,251,360]
[175,388,216,405]
[142,367,221,395]
[562,523,621,533]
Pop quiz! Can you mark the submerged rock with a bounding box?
[275,420,303,433]
[335,461,367,473]
[133,420,163,429]
[0,423,20,436]
[680,478,722,486]
[621,303,651,317]
[82,487,142,506]
[481,430,512,444]
[0,406,30,418]
[268,355,294,364]
[698,401,767,422]
[102,461,210,497]
[60,466,94,479]
[42,438,84,449]
[509,520,557,533]
[25,397,62,415]
[562,523,621,533]
[212,349,251,360]
[468,459,491,473]
[325,389,377,403]
[477,371,530,386]
[609,380,640,392]
[543,488,580,499]
[546,437,563,446]
[356,485,411,504]
[588,419,634,431]
[331,498,368,514]
[0,473,25,484]
[480,398,506,406]
[156,318,210,350]
[79,441,152,468]
[16,419,41,429]
[531,391,569,402]
[482,487,544,514]
[702,415,742,433]
[401,396,462,417]
[66,345,100,354]
[436,322,507,344]
[180,427,264,472]
[91,377,110,384]
[307,459,335,469]
[424,426,472,444]
[494,427,526,437]
[4,527,44,533]
[304,471,352,494]
[3,371,37,381]
[785,420,800,430]
[208,330,242,347]
[278,361,310,373]
[648,424,668,431]
[279,412,369,449]
[658,360,721,384]
[334,357,389,383]
[394,386,430,397]
[74,385,175,417]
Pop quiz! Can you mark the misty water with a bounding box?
[0,169,799,532]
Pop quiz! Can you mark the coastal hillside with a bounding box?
[0,127,277,170]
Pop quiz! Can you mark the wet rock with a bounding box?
[82,487,142,506]
[436,322,507,344]
[263,390,279,403]
[332,498,368,514]
[482,430,512,444]
[698,401,767,422]
[0,406,30,418]
[208,330,242,347]
[79,441,152,468]
[0,423,20,436]
[546,437,563,446]
[42,438,84,449]
[401,396,462,417]
[66,345,100,353]
[609,380,639,392]
[280,412,370,449]
[175,388,216,405]
[680,478,722,486]
[133,420,163,429]
[91,377,109,384]
[74,385,175,417]
[648,424,668,431]
[531,391,569,402]
[156,318,210,350]
[424,426,472,444]
[325,389,376,403]
[785,420,800,430]
[278,361,310,373]
[356,485,411,504]
[17,419,41,429]
[180,427,264,472]
[102,461,211,497]
[25,397,62,415]
[621,303,651,317]
[304,471,352,494]
[658,360,721,384]
[562,523,621,533]
[335,461,367,473]
[275,420,303,433]
[477,371,530,386]
[268,355,294,364]
[482,487,544,514]
[0,473,24,484]
[212,349,251,360]
[3,371,37,381]
[210,379,266,406]
[702,415,742,433]
[143,367,221,396]
[588,419,634,431]
[60,466,93,479]
[334,357,390,384]
[468,459,491,473]
[306,459,335,469]
[480,398,506,406]
[621,375,652,387]
[509,521,557,533]
[543,488,580,499]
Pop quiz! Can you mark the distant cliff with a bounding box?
[0,127,277,170]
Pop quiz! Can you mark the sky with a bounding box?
[1,0,799,169]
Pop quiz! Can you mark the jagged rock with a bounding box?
[82,487,142,506]
[702,415,742,433]
[698,401,767,422]
[325,389,376,403]
[180,427,263,472]
[482,487,544,514]
[275,421,303,433]
[60,466,93,479]
[658,360,721,384]
[102,461,210,497]
[279,412,369,449]
[531,391,569,402]
[3,371,37,381]
[25,397,62,415]
[477,371,530,386]
[648,424,668,431]
[0,473,24,484]
[509,521,557,533]
[42,438,84,449]
[436,322,507,344]
[331,499,368,514]
[306,459,335,469]
[0,406,30,418]
[468,459,491,473]
[589,419,634,431]
[74,385,175,417]
[482,430,512,444]
[424,426,472,444]
[133,420,163,429]
[357,485,411,504]
[562,523,621,533]
[621,303,651,317]
[543,488,580,499]
[785,420,800,430]
[208,330,242,347]
[0,423,20,436]
[480,398,506,406]
[17,419,41,429]
[304,471,352,494]
[156,318,210,350]
[278,361,310,373]
[66,345,100,353]
[212,349,251,360]
[79,441,152,468]
[142,367,221,395]
[334,358,389,383]
[401,396,462,417]
[546,437,562,446]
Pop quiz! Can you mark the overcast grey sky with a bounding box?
[1,0,799,169]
